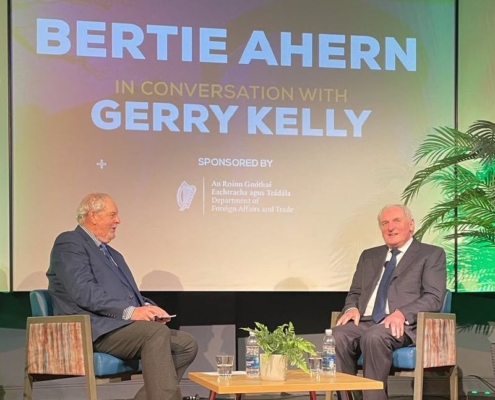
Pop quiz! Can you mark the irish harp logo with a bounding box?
[177,181,197,211]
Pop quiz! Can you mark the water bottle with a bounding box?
[322,328,336,376]
[245,332,260,377]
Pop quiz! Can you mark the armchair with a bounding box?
[23,290,142,400]
[328,290,457,400]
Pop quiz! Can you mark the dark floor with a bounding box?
[203,394,463,400]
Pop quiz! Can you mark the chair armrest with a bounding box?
[26,315,94,376]
[416,312,456,369]
[331,311,342,328]
[328,310,456,372]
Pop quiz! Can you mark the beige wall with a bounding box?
[0,0,10,291]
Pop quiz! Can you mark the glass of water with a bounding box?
[216,355,234,380]
[308,351,322,379]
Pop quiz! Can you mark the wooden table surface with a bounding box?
[188,370,383,394]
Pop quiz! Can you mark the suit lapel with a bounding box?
[75,226,121,272]
[361,246,389,310]
[391,239,421,279]
[75,226,142,302]
[370,247,387,283]
[106,244,144,305]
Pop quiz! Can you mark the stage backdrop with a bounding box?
[11,0,454,291]
[0,0,10,292]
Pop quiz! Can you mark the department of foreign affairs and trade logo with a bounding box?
[177,181,197,211]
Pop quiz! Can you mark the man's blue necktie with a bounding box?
[372,248,401,323]
[100,243,141,306]
[100,243,112,260]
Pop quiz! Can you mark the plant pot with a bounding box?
[260,354,288,381]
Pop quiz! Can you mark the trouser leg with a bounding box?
[333,321,374,400]
[333,321,373,375]
[360,324,411,400]
[94,321,198,400]
[332,320,411,400]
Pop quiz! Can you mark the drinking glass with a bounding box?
[216,355,234,379]
[308,351,322,379]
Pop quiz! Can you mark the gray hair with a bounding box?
[377,204,414,225]
[76,193,110,223]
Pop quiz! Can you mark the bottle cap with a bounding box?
[325,329,332,335]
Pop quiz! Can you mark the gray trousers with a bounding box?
[332,320,412,400]
[94,321,198,400]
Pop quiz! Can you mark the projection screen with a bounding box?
[11,0,455,291]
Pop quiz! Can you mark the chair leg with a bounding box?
[412,366,424,400]
[450,365,458,400]
[86,373,98,400]
[24,323,33,400]
[325,391,333,400]
[23,369,33,400]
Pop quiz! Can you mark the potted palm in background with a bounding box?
[402,120,495,291]
[241,322,316,381]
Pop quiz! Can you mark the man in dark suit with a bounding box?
[47,193,198,400]
[333,204,446,400]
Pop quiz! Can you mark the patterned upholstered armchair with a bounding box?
[328,290,457,400]
[23,290,142,400]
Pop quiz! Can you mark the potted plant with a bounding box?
[402,120,495,290]
[241,321,316,381]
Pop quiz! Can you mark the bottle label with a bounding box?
[246,355,260,369]
[322,355,335,368]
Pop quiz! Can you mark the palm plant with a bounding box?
[402,120,495,291]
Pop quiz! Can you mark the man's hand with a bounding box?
[131,305,171,322]
[336,308,361,326]
[383,309,405,338]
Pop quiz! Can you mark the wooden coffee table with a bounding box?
[189,370,383,400]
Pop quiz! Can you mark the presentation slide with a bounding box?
[0,0,10,292]
[456,0,495,292]
[11,0,454,291]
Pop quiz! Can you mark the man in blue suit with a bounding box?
[47,193,198,400]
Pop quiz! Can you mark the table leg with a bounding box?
[209,391,241,400]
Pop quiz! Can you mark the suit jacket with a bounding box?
[342,239,446,343]
[47,225,155,341]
